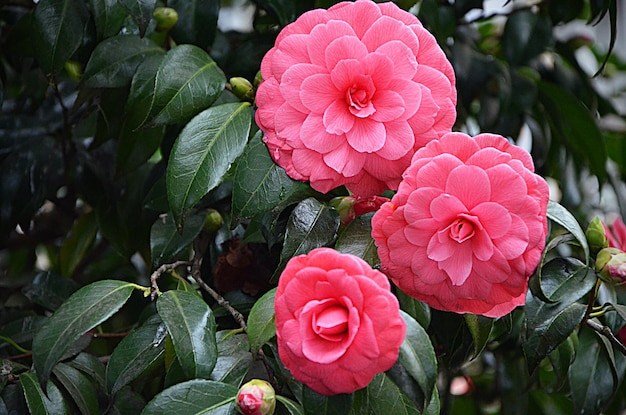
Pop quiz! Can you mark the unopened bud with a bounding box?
[203,209,224,233]
[230,77,255,102]
[253,70,263,89]
[64,61,82,80]
[329,196,357,227]
[586,216,609,254]
[153,7,178,32]
[596,247,626,284]
[236,379,276,415]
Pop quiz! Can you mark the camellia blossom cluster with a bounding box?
[372,133,550,317]
[255,0,456,196]
[274,248,406,395]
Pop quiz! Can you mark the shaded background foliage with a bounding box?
[1,0,626,414]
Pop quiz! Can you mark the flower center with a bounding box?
[313,305,349,341]
[445,214,482,243]
[345,75,376,118]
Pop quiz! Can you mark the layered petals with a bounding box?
[255,0,456,196]
[372,133,550,317]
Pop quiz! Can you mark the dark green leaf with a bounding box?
[532,258,596,304]
[34,0,88,73]
[464,314,493,359]
[396,289,431,330]
[548,331,578,389]
[116,114,164,177]
[106,316,167,395]
[594,0,617,76]
[232,131,315,224]
[118,0,156,37]
[20,373,70,415]
[109,387,147,415]
[166,102,251,227]
[365,373,420,415]
[276,395,304,415]
[210,331,253,385]
[141,379,237,415]
[53,362,99,415]
[157,290,218,379]
[150,212,204,266]
[32,280,135,382]
[144,45,226,127]
[22,271,80,311]
[83,35,163,88]
[255,0,301,26]
[335,212,379,268]
[60,211,98,278]
[502,9,553,66]
[88,0,127,39]
[247,288,276,353]
[127,54,164,113]
[169,0,220,49]
[273,198,340,282]
[398,311,437,410]
[523,292,586,373]
[68,352,107,390]
[302,387,352,415]
[546,200,591,263]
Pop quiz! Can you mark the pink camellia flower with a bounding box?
[275,247,406,395]
[236,379,276,415]
[255,0,456,197]
[604,217,626,250]
[372,132,549,317]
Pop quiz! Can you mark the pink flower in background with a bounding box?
[255,0,456,197]
[604,217,626,250]
[274,248,405,395]
[372,132,549,317]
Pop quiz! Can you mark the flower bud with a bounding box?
[236,379,276,415]
[330,195,389,227]
[230,77,255,102]
[586,216,609,253]
[64,61,82,80]
[203,209,224,233]
[153,7,178,32]
[253,70,263,89]
[596,247,626,283]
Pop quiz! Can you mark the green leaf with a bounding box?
[231,131,315,225]
[88,0,127,40]
[396,289,431,330]
[144,45,226,127]
[539,82,607,182]
[531,258,596,304]
[32,280,135,382]
[569,327,619,415]
[20,372,70,415]
[523,292,587,373]
[210,330,253,385]
[60,211,98,278]
[398,311,437,410]
[157,290,218,379]
[365,373,420,415]
[53,362,99,415]
[68,352,107,390]
[247,288,276,353]
[106,316,167,395]
[335,212,379,268]
[150,212,205,266]
[277,396,304,415]
[83,35,163,88]
[23,271,80,311]
[272,198,340,282]
[502,9,553,67]
[464,314,494,359]
[141,379,237,415]
[166,102,251,227]
[33,0,88,73]
[302,387,352,415]
[546,200,591,264]
[118,0,156,37]
[548,331,578,389]
[168,0,220,49]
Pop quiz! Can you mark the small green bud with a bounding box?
[153,7,178,32]
[596,247,626,284]
[329,196,357,227]
[253,70,263,89]
[230,77,255,102]
[236,379,276,415]
[203,209,224,233]
[64,61,82,80]
[586,216,609,254]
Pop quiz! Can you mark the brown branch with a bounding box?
[190,235,248,331]
[584,318,626,356]
[149,260,191,300]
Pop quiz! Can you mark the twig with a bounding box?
[191,236,248,331]
[584,319,626,356]
[149,261,191,300]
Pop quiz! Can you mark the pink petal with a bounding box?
[466,147,512,170]
[300,114,343,153]
[363,52,395,90]
[375,41,418,79]
[445,165,490,210]
[296,71,338,114]
[414,65,453,110]
[323,99,355,135]
[327,0,382,39]
[361,16,419,54]
[493,214,530,258]
[330,59,363,91]
[272,34,311,80]
[413,154,462,190]
[404,187,444,222]
[385,78,422,121]
[471,202,511,239]
[346,118,386,152]
[323,143,366,177]
[344,172,386,197]
[325,36,368,71]
[307,20,358,67]
[437,243,474,285]
[370,90,405,122]
[429,193,467,223]
[375,121,414,160]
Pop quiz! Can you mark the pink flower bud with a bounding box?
[330,195,389,227]
[236,380,276,415]
[596,247,626,284]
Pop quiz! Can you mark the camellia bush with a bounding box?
[1,0,626,414]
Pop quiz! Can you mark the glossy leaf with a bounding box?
[276,396,304,415]
[68,352,107,390]
[464,314,494,359]
[335,212,379,268]
[210,331,253,385]
[60,211,98,278]
[32,280,135,382]
[231,131,315,224]
[118,0,156,37]
[532,258,596,304]
[150,212,205,266]
[398,311,437,410]
[23,271,80,311]
[302,387,352,415]
[548,331,578,389]
[502,9,553,67]
[83,35,163,88]
[53,362,99,415]
[88,0,127,40]
[157,290,218,379]
[546,200,591,264]
[247,288,276,353]
[20,372,69,415]
[365,373,420,415]
[141,379,237,415]
[143,45,226,127]
[396,289,431,330]
[106,316,167,395]
[166,102,251,227]
[169,0,220,49]
[273,198,340,282]
[33,0,88,73]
